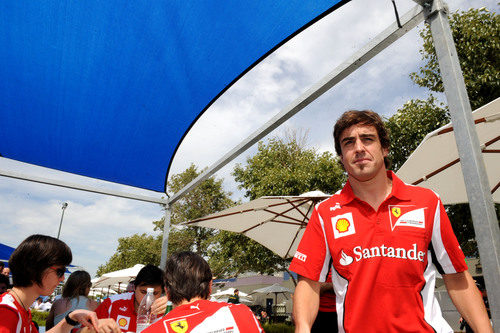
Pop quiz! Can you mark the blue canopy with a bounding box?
[0,243,15,266]
[0,1,348,192]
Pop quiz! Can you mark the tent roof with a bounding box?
[0,1,348,193]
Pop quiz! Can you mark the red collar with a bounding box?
[338,171,411,205]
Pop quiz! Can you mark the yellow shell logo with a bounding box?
[336,218,350,233]
[392,207,401,218]
[171,320,188,333]
[118,318,128,327]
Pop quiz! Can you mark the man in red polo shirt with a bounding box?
[290,110,492,332]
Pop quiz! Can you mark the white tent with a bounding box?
[92,264,145,289]
[210,287,253,303]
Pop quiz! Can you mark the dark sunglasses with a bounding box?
[49,266,66,278]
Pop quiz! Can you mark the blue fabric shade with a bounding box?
[0,1,348,192]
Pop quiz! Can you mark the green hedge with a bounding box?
[31,310,49,327]
[262,323,295,333]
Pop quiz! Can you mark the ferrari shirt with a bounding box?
[144,299,263,333]
[96,292,137,332]
[289,171,467,333]
[0,292,38,333]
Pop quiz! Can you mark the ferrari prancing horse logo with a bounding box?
[171,319,188,333]
[391,207,401,218]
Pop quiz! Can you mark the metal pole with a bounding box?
[159,203,172,271]
[57,202,68,239]
[423,0,500,328]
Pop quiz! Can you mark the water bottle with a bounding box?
[136,288,156,333]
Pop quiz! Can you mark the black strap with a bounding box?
[391,0,403,28]
[65,311,79,326]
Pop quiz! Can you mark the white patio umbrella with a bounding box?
[210,288,253,303]
[92,264,145,289]
[397,97,500,205]
[250,283,293,313]
[184,191,330,258]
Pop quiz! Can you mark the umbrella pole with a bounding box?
[118,282,121,294]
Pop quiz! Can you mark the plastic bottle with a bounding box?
[165,301,173,314]
[136,288,156,333]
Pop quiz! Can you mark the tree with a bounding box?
[233,133,345,199]
[97,165,235,276]
[96,234,162,276]
[385,96,449,171]
[410,8,499,110]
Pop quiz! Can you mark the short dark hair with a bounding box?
[0,262,5,270]
[0,274,9,286]
[333,110,391,168]
[9,234,72,287]
[62,270,91,300]
[164,252,212,305]
[134,264,164,290]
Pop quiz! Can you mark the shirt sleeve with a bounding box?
[0,306,21,333]
[231,304,263,332]
[430,198,468,274]
[289,205,331,282]
[95,298,111,319]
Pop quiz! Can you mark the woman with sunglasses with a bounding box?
[0,234,120,333]
[46,271,99,330]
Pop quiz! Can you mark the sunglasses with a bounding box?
[49,266,66,278]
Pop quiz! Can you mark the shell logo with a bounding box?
[118,318,128,327]
[336,218,350,233]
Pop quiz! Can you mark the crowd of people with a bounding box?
[0,110,494,333]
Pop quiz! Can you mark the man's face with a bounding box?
[134,284,163,306]
[339,124,388,183]
[2,268,9,276]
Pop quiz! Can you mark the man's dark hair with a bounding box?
[62,270,92,300]
[9,234,72,287]
[333,110,391,168]
[0,261,4,270]
[0,274,9,287]
[134,264,164,290]
[164,251,212,305]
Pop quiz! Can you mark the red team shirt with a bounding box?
[144,299,262,333]
[95,292,137,332]
[289,172,467,333]
[0,293,38,333]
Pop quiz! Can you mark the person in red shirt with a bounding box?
[95,264,167,332]
[144,251,262,333]
[290,110,492,332]
[0,234,119,333]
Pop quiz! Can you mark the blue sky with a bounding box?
[0,0,496,277]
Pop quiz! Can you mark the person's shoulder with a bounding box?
[143,318,166,333]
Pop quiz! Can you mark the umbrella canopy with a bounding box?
[397,97,500,205]
[250,283,293,295]
[0,243,15,267]
[184,191,330,258]
[211,288,253,303]
[92,264,144,288]
[0,1,348,192]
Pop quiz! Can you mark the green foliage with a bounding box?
[97,233,162,276]
[410,8,499,110]
[385,96,449,171]
[98,165,235,276]
[31,310,49,327]
[262,323,295,333]
[233,135,345,200]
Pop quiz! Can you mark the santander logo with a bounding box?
[339,243,426,266]
[339,250,354,266]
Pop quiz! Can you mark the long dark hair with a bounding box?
[62,271,91,301]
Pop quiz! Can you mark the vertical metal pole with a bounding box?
[425,0,500,328]
[160,202,172,271]
[57,202,68,239]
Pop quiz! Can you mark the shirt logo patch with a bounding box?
[294,251,307,262]
[339,250,354,266]
[170,319,188,333]
[119,306,127,311]
[116,315,130,330]
[332,213,355,239]
[330,202,341,211]
[391,207,401,218]
[390,206,426,231]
